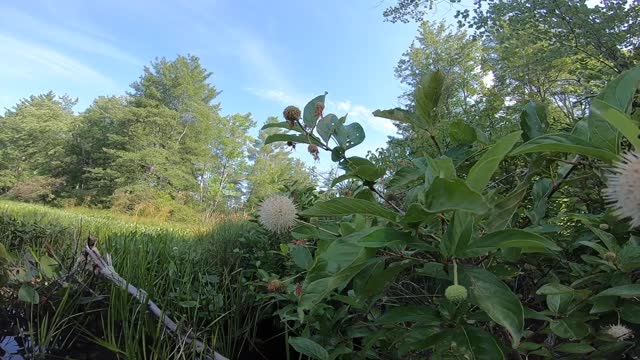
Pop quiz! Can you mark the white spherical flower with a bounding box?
[603,151,640,228]
[258,195,297,233]
[604,323,634,341]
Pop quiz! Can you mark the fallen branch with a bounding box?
[82,236,229,360]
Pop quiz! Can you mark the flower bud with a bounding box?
[445,284,468,302]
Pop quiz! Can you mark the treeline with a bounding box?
[0,55,313,220]
[370,0,639,170]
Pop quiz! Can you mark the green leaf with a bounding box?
[520,101,548,141]
[300,256,374,310]
[595,66,640,112]
[330,174,359,188]
[39,255,58,279]
[591,99,640,150]
[484,184,527,231]
[537,283,575,314]
[374,305,440,324]
[527,178,552,225]
[351,165,385,182]
[441,211,474,257]
[414,71,444,130]
[459,266,524,348]
[301,198,397,221]
[550,319,589,340]
[264,134,311,145]
[316,114,340,143]
[554,343,595,354]
[359,260,413,297]
[510,133,617,162]
[387,166,424,192]
[618,242,640,272]
[464,229,560,258]
[0,243,7,260]
[260,121,304,133]
[372,108,414,124]
[346,226,413,248]
[303,93,327,128]
[421,178,488,214]
[179,300,198,308]
[334,122,365,150]
[288,337,329,360]
[461,326,506,360]
[291,245,313,270]
[467,131,522,192]
[449,120,477,144]
[416,262,450,280]
[18,285,39,304]
[620,301,640,324]
[593,284,640,298]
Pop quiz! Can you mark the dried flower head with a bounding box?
[604,324,634,341]
[604,152,640,228]
[295,282,303,297]
[267,279,282,293]
[308,144,320,161]
[283,106,301,122]
[258,195,297,233]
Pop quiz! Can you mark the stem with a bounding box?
[453,259,459,285]
[428,131,443,156]
[546,155,581,199]
[370,186,405,215]
[295,219,340,236]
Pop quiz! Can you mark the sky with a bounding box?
[0,0,469,170]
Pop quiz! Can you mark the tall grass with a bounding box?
[0,200,267,359]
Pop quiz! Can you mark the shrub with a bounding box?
[4,176,64,204]
[255,69,640,359]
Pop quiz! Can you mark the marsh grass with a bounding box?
[0,200,269,359]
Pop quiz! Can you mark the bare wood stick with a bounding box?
[83,239,229,360]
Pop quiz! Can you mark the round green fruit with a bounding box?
[445,284,468,302]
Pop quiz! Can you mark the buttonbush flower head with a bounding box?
[267,279,283,293]
[308,144,320,161]
[604,323,634,341]
[258,195,297,233]
[445,284,468,302]
[283,106,301,128]
[603,151,640,228]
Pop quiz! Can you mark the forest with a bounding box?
[1,0,639,359]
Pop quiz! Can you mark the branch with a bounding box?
[83,237,228,360]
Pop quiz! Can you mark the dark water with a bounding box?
[0,335,117,360]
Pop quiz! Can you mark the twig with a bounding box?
[82,237,228,360]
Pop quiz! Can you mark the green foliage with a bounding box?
[261,67,640,358]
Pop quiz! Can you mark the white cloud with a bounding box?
[224,27,292,90]
[0,7,141,65]
[331,100,397,134]
[246,88,306,106]
[0,33,118,90]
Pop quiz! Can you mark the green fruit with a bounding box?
[445,284,468,302]
[599,223,610,230]
[603,251,617,262]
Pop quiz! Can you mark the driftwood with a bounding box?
[82,236,229,360]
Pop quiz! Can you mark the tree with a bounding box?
[206,113,255,210]
[0,92,77,193]
[245,117,314,207]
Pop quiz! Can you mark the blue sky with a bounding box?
[0,0,468,169]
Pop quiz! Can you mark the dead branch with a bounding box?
[82,237,229,360]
